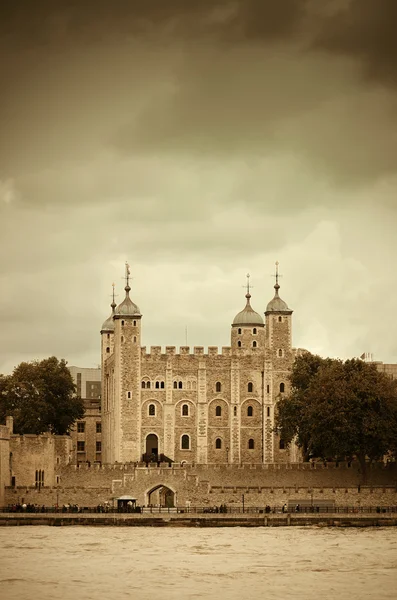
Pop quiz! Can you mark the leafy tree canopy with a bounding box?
[0,357,85,435]
[275,354,397,475]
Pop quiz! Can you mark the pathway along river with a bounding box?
[0,526,396,600]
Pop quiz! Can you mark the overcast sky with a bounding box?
[1,0,396,373]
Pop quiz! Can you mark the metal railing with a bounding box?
[1,505,396,515]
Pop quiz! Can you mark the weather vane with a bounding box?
[123,262,131,288]
[245,273,252,295]
[272,261,282,287]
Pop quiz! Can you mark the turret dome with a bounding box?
[265,284,292,314]
[100,285,117,333]
[101,314,115,332]
[114,263,141,318]
[233,293,264,326]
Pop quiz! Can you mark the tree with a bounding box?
[0,357,85,435]
[275,354,397,478]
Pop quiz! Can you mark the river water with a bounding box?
[0,526,396,600]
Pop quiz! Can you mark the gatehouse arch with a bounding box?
[146,484,176,508]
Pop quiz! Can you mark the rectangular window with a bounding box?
[96,422,102,433]
[267,385,270,394]
[77,422,85,433]
[77,441,85,452]
[96,441,102,452]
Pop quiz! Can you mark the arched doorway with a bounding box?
[147,485,175,508]
[145,433,158,462]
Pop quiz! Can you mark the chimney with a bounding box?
[6,416,13,434]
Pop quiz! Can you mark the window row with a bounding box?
[237,328,258,334]
[214,438,256,449]
[77,441,102,452]
[141,380,197,390]
[148,403,191,417]
[215,405,256,417]
[237,341,258,348]
[145,403,274,417]
[179,436,257,450]
[142,380,165,389]
[121,319,138,326]
[141,380,285,394]
[76,422,102,434]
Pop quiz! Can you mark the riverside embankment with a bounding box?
[0,512,396,527]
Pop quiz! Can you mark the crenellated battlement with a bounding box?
[140,346,234,358]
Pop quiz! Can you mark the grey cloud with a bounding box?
[312,0,397,85]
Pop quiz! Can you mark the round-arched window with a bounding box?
[181,434,190,450]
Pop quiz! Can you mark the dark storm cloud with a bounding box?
[0,0,307,46]
[313,0,397,85]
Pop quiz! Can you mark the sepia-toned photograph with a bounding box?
[0,2,396,599]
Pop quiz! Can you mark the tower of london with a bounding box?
[100,264,302,465]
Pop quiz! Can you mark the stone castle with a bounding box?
[100,264,305,466]
[1,264,396,510]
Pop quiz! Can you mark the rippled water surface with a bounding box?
[0,526,396,600]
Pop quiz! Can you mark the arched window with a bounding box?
[278,316,282,322]
[121,320,124,326]
[107,333,110,339]
[141,381,146,389]
[215,438,222,449]
[238,341,241,348]
[279,439,285,450]
[182,404,189,416]
[178,381,183,389]
[248,439,255,449]
[181,434,190,450]
[247,405,253,417]
[280,382,285,393]
[248,382,253,393]
[106,347,110,353]
[173,381,177,389]
[215,406,222,417]
[278,349,283,357]
[160,381,165,389]
[148,404,155,416]
[253,328,257,334]
[155,381,159,389]
[238,328,242,334]
[133,320,136,326]
[216,382,221,392]
[252,341,257,348]
[233,406,237,417]
[146,381,151,389]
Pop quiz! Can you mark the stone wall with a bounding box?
[0,422,11,506]
[9,433,73,489]
[4,462,396,509]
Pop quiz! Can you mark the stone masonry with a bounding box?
[100,267,305,465]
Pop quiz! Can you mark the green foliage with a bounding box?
[275,354,397,473]
[0,357,85,435]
